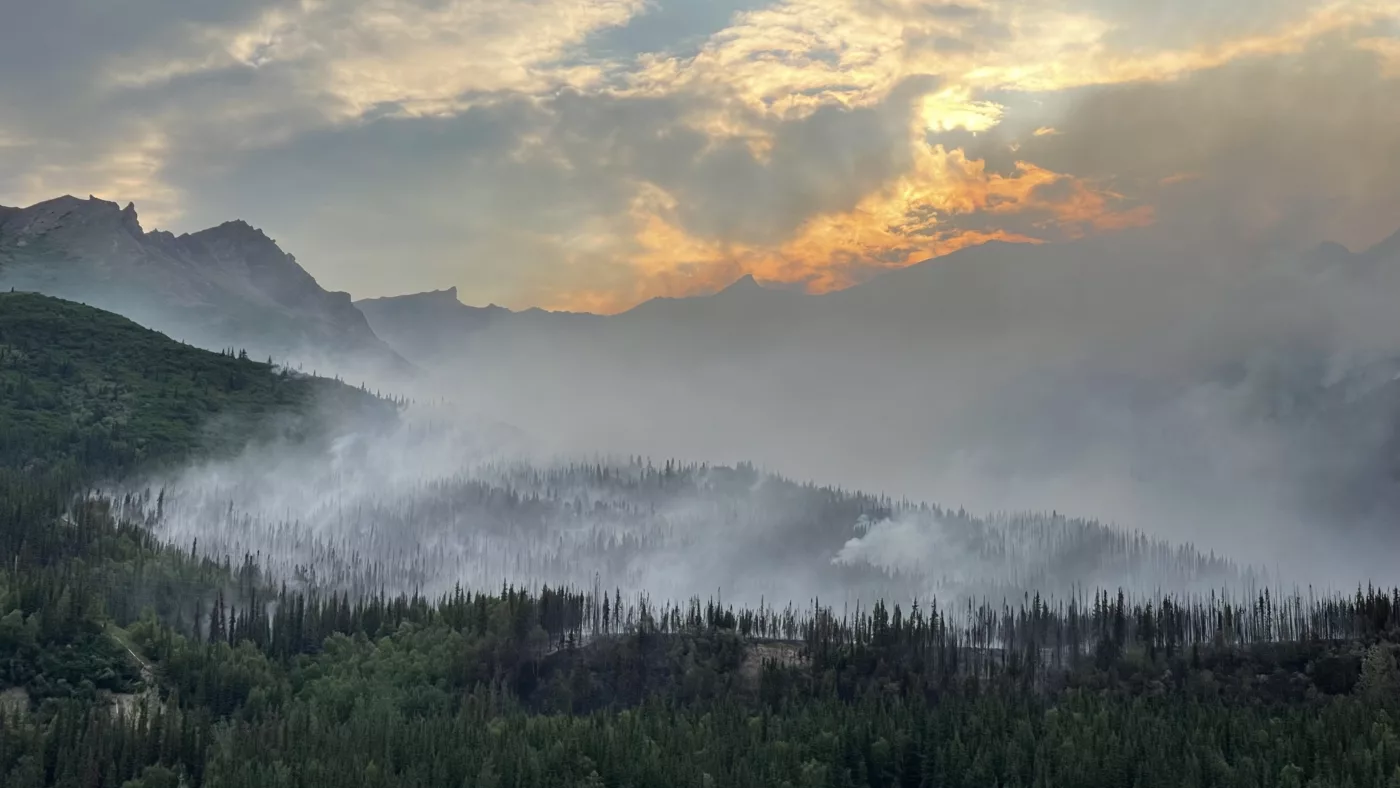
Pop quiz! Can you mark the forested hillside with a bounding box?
[134,456,1249,606]
[8,493,1400,788]
[0,291,396,480]
[4,295,1400,787]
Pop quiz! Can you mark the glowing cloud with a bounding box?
[0,0,1396,308]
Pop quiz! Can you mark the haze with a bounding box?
[4,0,1400,605]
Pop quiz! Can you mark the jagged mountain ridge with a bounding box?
[361,227,1400,356]
[0,195,409,372]
[361,225,1400,387]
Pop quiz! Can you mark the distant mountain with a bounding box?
[355,287,600,366]
[369,224,1400,369]
[0,195,409,373]
[358,272,814,365]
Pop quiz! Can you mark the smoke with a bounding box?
[24,205,1373,613]
[831,511,1255,600]
[834,515,940,575]
[321,225,1400,597]
[111,381,1271,610]
[30,31,1400,608]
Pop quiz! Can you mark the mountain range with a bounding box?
[5,192,1400,563]
[8,193,1398,390]
[360,227,1400,365]
[0,195,407,373]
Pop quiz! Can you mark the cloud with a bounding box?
[0,0,1396,309]
[996,37,1400,250]
[109,0,651,116]
[584,0,777,59]
[572,146,1151,312]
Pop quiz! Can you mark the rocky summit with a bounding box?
[0,195,407,373]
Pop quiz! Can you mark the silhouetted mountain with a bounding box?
[354,287,599,366]
[0,195,409,373]
[363,230,1398,381]
[614,273,808,341]
[358,272,814,365]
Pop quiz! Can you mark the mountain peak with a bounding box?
[358,287,468,308]
[201,219,271,241]
[119,201,142,234]
[1,194,145,240]
[0,193,409,371]
[718,273,763,295]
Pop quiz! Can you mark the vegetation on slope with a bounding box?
[0,291,395,480]
[7,491,1400,788]
[0,292,397,747]
[4,292,1400,787]
[142,451,1249,609]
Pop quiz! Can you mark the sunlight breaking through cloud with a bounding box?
[0,0,1397,308]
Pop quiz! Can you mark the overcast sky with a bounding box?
[2,0,1397,311]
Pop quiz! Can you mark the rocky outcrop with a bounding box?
[0,195,407,372]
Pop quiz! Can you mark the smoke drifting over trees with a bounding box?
[10,192,1400,612]
[44,221,1387,613]
[345,228,1400,595]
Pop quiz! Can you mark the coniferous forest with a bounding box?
[6,292,1400,788]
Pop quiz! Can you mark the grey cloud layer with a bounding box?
[945,39,1400,250]
[0,0,1396,306]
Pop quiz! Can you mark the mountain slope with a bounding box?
[0,291,396,478]
[0,195,408,372]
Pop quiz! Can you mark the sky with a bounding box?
[1,0,1398,312]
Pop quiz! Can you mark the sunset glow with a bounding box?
[1,0,1396,310]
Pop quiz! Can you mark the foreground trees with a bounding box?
[5,488,1400,787]
[5,292,1400,786]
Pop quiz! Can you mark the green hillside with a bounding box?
[0,290,395,479]
[0,291,396,734]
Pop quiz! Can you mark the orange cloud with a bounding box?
[539,135,1152,313]
[532,0,1377,314]
[20,0,1388,312]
